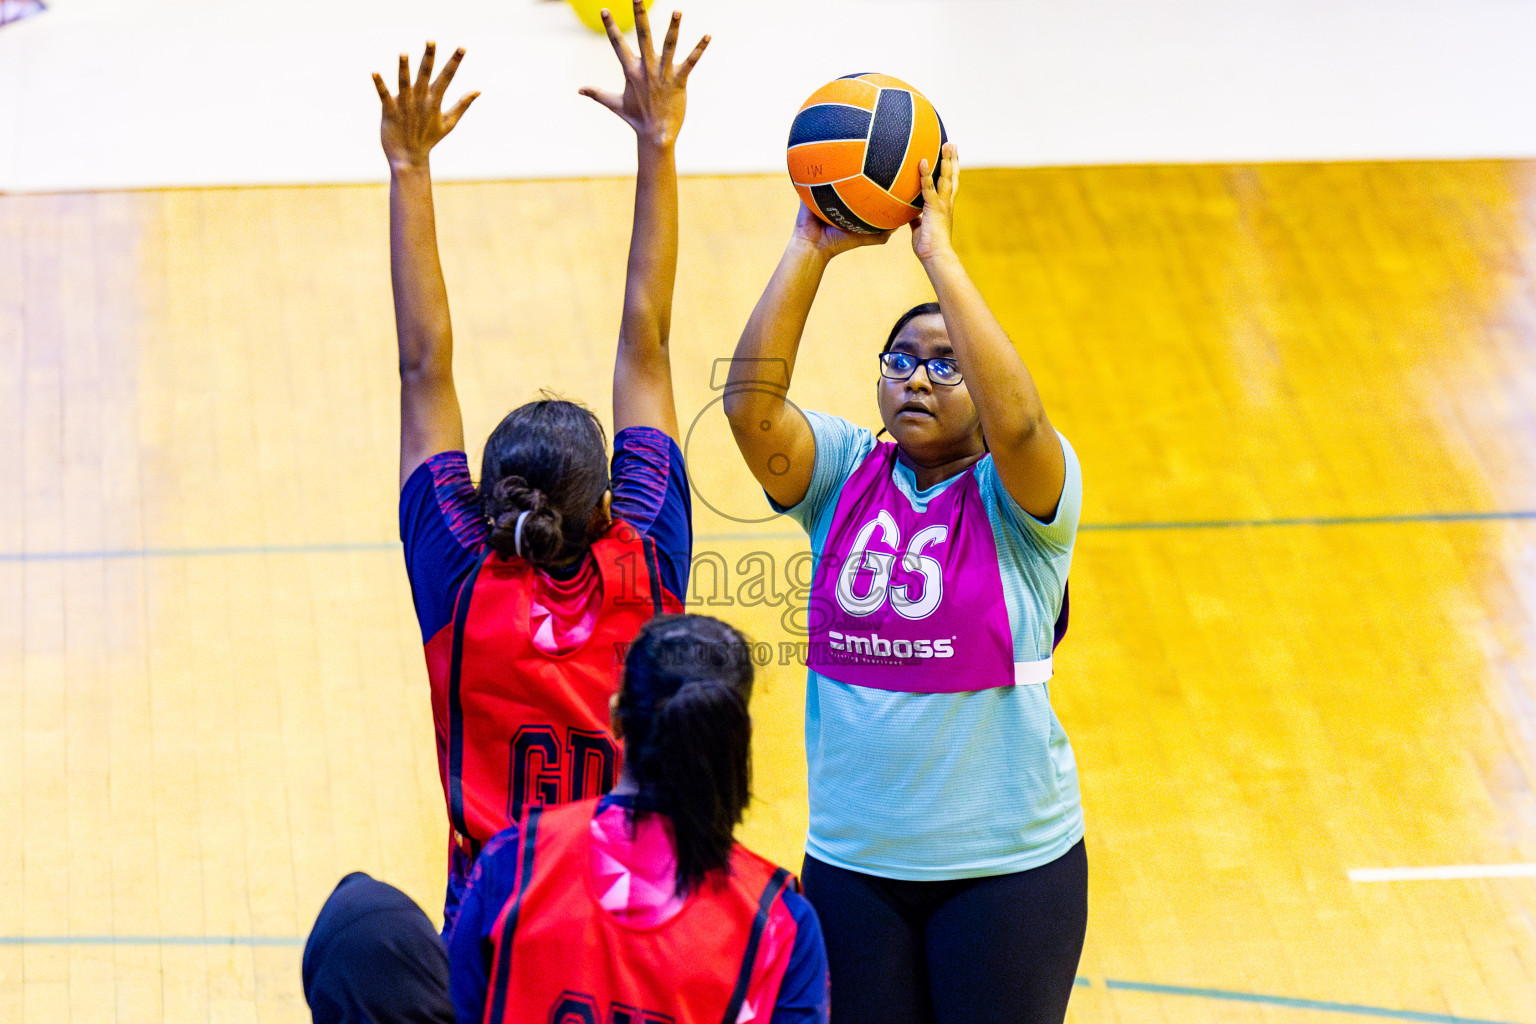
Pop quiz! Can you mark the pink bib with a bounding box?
[808,444,1029,693]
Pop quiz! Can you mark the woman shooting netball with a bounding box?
[723,147,1087,1023]
[374,0,706,930]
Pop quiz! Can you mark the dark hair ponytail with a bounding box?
[478,398,610,568]
[617,615,754,895]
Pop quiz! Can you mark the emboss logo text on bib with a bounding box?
[827,630,955,659]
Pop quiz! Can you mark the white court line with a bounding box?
[1348,864,1536,882]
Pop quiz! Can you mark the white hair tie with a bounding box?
[514,510,532,560]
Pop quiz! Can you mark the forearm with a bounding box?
[921,250,1048,444]
[620,140,679,349]
[610,140,683,437]
[724,239,828,425]
[389,163,454,379]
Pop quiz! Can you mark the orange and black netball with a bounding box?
[786,73,947,234]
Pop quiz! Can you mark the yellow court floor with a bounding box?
[3,161,1536,1022]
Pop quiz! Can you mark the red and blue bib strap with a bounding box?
[447,551,492,850]
[719,866,792,1024]
[641,535,665,616]
[485,805,544,1024]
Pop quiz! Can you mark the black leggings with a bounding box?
[802,841,1087,1024]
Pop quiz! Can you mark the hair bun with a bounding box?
[486,476,565,564]
[475,398,612,570]
[489,474,542,513]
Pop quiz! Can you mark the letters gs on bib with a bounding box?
[835,510,947,620]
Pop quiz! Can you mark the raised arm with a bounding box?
[373,43,479,489]
[723,206,889,509]
[582,2,709,443]
[911,144,1066,519]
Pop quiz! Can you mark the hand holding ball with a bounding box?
[787,73,947,234]
[567,0,656,33]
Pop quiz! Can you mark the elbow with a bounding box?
[724,405,766,455]
[397,356,427,383]
[616,324,670,362]
[1020,410,1048,443]
[721,387,747,425]
[723,358,792,431]
[396,320,452,383]
[398,356,448,390]
[722,386,766,430]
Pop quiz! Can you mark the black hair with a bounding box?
[882,301,943,353]
[617,614,754,895]
[477,397,610,568]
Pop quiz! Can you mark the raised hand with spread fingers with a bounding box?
[580,2,708,150]
[372,42,479,486]
[374,42,479,173]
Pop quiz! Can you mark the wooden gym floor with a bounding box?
[3,162,1536,1022]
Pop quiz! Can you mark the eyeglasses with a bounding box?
[879,351,964,386]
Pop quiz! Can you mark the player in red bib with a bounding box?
[374,1,707,930]
[449,614,830,1024]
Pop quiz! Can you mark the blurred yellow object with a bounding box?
[566,0,655,33]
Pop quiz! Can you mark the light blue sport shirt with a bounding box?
[775,410,1084,880]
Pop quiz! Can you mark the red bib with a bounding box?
[444,521,681,851]
[483,799,793,1024]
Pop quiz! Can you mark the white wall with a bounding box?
[3,0,1534,192]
